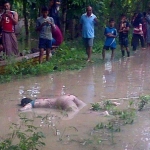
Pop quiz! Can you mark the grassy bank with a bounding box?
[0,38,104,83]
[0,35,136,84]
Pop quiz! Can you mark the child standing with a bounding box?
[119,14,130,57]
[36,6,55,63]
[102,18,117,60]
[132,13,145,51]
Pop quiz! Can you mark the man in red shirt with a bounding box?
[0,3,4,52]
[0,1,19,56]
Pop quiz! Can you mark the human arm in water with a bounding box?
[19,103,32,111]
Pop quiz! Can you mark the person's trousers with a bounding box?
[132,34,145,51]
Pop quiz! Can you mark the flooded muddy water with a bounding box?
[1,49,150,150]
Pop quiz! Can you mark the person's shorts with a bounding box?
[119,36,128,47]
[103,46,115,50]
[83,38,94,47]
[39,38,52,49]
[30,100,35,108]
[52,38,56,45]
[0,38,2,45]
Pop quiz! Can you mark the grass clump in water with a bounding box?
[0,114,46,150]
[138,95,150,111]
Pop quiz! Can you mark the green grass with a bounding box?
[0,41,82,83]
[0,36,136,84]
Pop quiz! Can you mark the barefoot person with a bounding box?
[0,1,19,56]
[19,95,86,115]
[102,18,117,60]
[119,14,130,57]
[132,13,145,51]
[80,6,98,62]
[36,6,55,63]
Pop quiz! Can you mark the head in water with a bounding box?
[21,98,33,107]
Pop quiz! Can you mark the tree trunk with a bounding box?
[23,0,29,36]
[61,0,68,37]
[69,19,76,39]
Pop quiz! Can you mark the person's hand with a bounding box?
[5,14,12,19]
[123,28,126,31]
[107,33,113,37]
[41,21,47,26]
[106,33,110,37]
[94,17,98,23]
[109,34,114,37]
[47,21,52,25]
[5,10,11,18]
[18,108,25,111]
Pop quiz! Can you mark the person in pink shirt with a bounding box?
[131,13,145,51]
[52,25,63,46]
[142,12,147,42]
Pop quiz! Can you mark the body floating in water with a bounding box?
[19,95,86,114]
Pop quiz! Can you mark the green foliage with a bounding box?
[10,0,150,40]
[93,40,103,53]
[90,103,102,111]
[0,114,45,150]
[92,107,136,145]
[118,109,135,124]
[138,95,150,111]
[103,100,116,111]
[94,121,121,132]
[90,100,117,111]
[0,40,87,83]
[94,122,104,130]
[93,121,120,144]
[110,108,135,125]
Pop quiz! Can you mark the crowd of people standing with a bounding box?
[0,0,63,63]
[1,1,150,63]
[119,10,150,57]
[80,7,150,61]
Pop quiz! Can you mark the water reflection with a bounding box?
[102,61,116,93]
[18,83,41,99]
[1,50,150,149]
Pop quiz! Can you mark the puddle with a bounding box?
[1,50,150,149]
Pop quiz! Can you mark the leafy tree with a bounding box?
[3,0,150,37]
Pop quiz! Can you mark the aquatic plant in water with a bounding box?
[0,114,45,150]
[92,107,136,145]
[90,100,117,112]
[138,95,150,111]
[90,103,102,111]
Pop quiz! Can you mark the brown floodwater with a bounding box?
[1,49,150,150]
